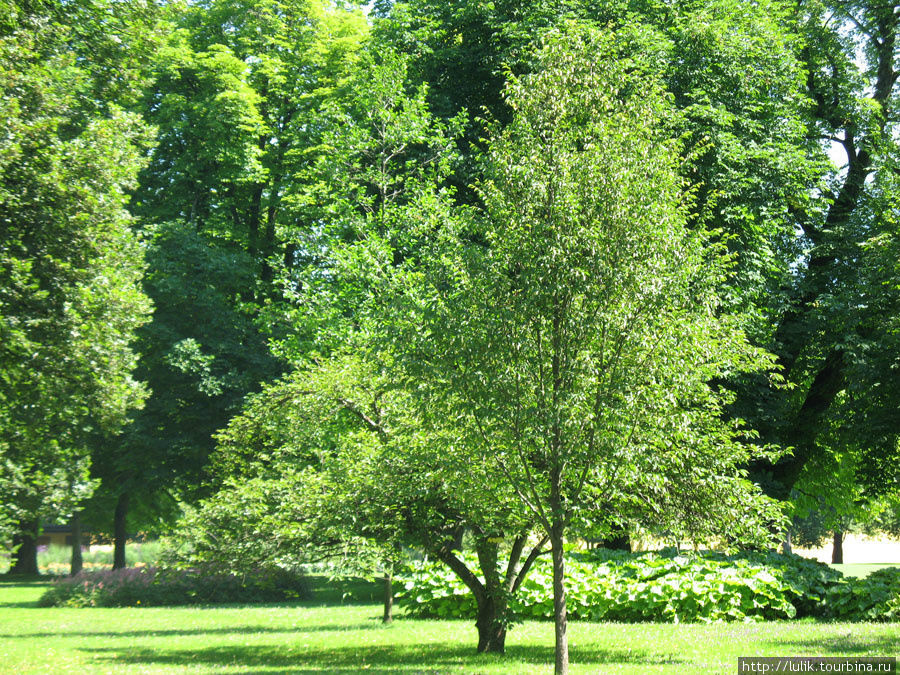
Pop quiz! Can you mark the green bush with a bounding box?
[38,565,310,607]
[689,549,843,618]
[397,549,848,623]
[826,567,900,621]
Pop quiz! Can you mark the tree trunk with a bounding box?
[9,520,39,575]
[832,529,844,564]
[475,595,507,653]
[436,543,508,654]
[550,522,569,675]
[70,512,83,576]
[113,491,129,570]
[782,528,792,556]
[382,569,393,624]
[473,537,508,653]
[766,349,846,501]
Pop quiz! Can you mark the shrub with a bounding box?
[38,565,310,607]
[397,549,847,623]
[688,549,843,618]
[826,567,900,621]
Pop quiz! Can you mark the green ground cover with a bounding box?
[1,577,898,674]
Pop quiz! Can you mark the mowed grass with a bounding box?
[1,577,899,674]
[832,563,900,578]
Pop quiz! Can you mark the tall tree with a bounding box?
[740,0,900,503]
[86,221,281,569]
[0,0,154,572]
[375,0,900,520]
[93,0,369,565]
[136,0,367,295]
[387,24,782,673]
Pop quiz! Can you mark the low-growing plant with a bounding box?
[673,549,844,618]
[38,565,310,607]
[826,567,900,621]
[397,549,850,624]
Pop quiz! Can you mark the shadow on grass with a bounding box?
[0,575,51,607]
[0,623,381,639]
[79,642,683,673]
[0,600,41,609]
[777,634,900,655]
[0,574,50,585]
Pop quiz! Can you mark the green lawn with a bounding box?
[1,577,899,674]
[832,563,900,578]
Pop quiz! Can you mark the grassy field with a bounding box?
[1,577,899,674]
[831,563,900,578]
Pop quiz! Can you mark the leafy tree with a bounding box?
[385,24,783,673]
[171,45,546,650]
[170,351,547,648]
[136,0,367,295]
[741,0,900,504]
[90,0,368,567]
[0,0,154,572]
[376,0,900,530]
[84,221,281,569]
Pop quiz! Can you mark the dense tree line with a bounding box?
[2,0,900,672]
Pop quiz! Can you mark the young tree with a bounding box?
[387,24,782,673]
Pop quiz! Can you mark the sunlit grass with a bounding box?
[832,563,900,578]
[1,578,898,674]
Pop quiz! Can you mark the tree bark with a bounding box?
[475,593,507,653]
[382,569,393,624]
[113,491,130,570]
[550,521,569,675]
[782,528,792,556]
[474,538,507,653]
[437,543,507,654]
[749,10,899,504]
[832,529,844,565]
[70,512,83,576]
[766,349,846,501]
[9,520,39,575]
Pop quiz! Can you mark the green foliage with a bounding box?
[37,565,310,607]
[826,568,900,622]
[119,222,280,494]
[385,21,782,548]
[0,0,155,530]
[398,550,849,624]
